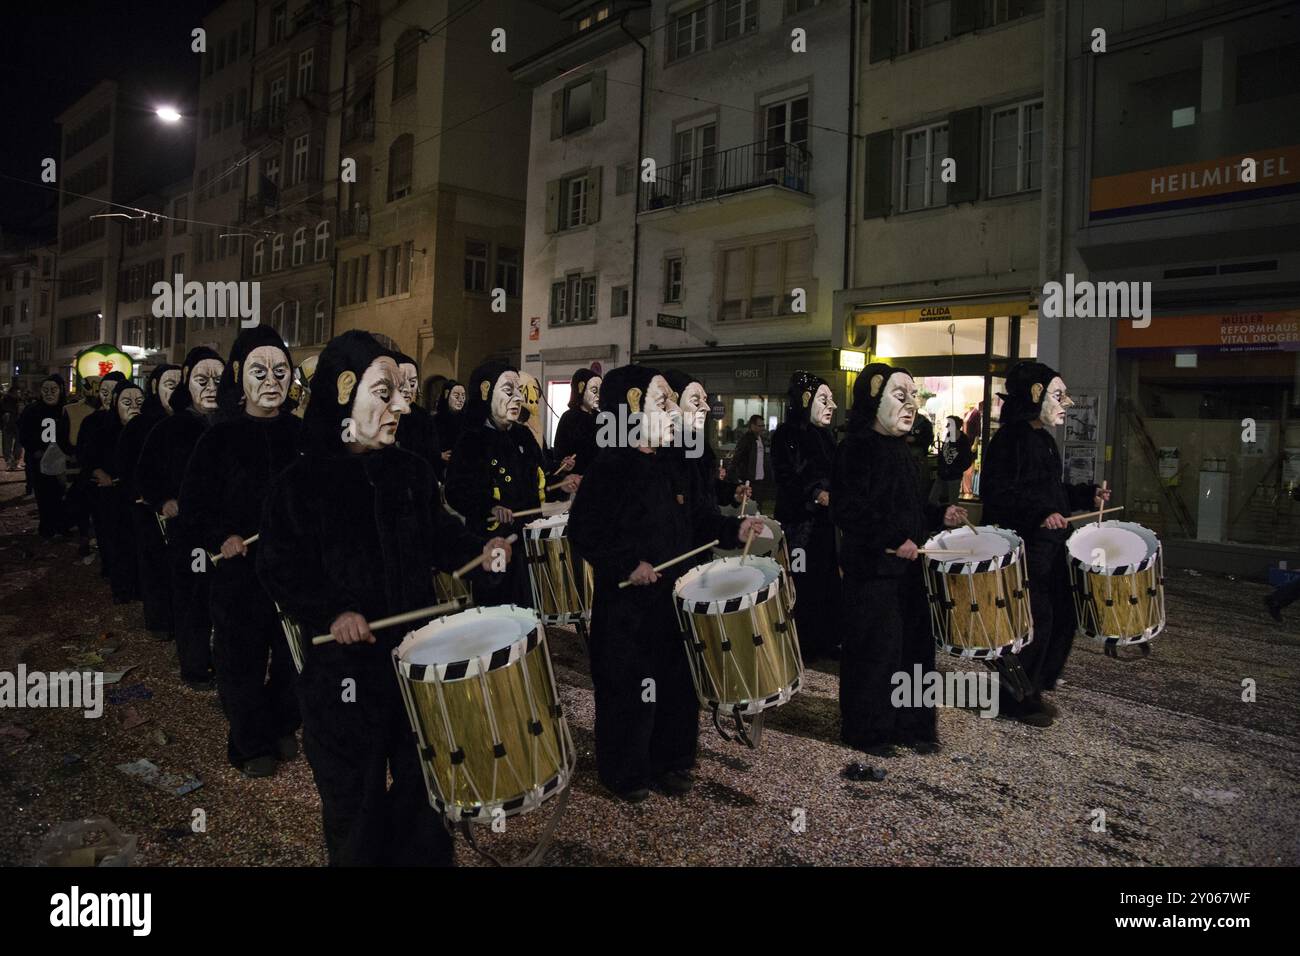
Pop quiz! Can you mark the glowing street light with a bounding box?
[156,106,182,123]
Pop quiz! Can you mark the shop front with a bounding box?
[1114,309,1300,576]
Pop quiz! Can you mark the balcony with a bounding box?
[638,139,813,230]
[342,112,375,145]
[338,205,370,240]
[244,104,286,143]
[240,192,279,223]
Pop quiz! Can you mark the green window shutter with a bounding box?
[946,107,982,204]
[591,71,607,126]
[545,179,560,233]
[587,167,602,223]
[868,0,896,63]
[862,129,894,219]
[550,90,564,140]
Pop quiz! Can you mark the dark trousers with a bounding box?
[32,470,64,537]
[170,537,213,682]
[210,565,301,766]
[108,493,139,603]
[92,485,117,579]
[788,518,843,660]
[588,586,699,792]
[840,566,936,750]
[132,506,172,633]
[298,653,453,866]
[1012,536,1076,701]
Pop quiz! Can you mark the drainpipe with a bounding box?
[331,2,354,345]
[621,15,646,367]
[840,0,859,409]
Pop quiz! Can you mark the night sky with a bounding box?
[1,0,212,238]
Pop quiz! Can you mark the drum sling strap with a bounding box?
[710,704,765,749]
[988,655,1033,702]
[456,783,571,868]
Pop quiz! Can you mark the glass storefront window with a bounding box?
[876,317,987,358]
[1019,316,1039,357]
[715,393,785,454]
[992,316,1010,357]
[545,380,569,447]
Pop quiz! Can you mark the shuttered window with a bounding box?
[716,231,816,321]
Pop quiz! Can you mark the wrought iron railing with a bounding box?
[639,139,811,213]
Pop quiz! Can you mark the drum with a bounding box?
[522,513,592,625]
[433,570,473,608]
[674,555,802,718]
[392,605,575,824]
[712,514,796,608]
[1066,520,1166,647]
[920,526,1033,659]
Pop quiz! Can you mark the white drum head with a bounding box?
[399,606,536,666]
[678,556,778,603]
[1067,524,1147,568]
[924,526,1013,563]
[524,512,569,537]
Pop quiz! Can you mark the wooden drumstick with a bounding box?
[963,520,980,535]
[886,547,974,555]
[508,506,546,520]
[311,599,465,646]
[618,539,720,588]
[1067,505,1124,523]
[209,533,259,564]
[1097,480,1109,526]
[451,533,518,580]
[545,480,569,492]
[741,525,757,561]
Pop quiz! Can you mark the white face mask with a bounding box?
[40,382,61,405]
[189,359,223,411]
[490,371,522,428]
[1039,375,1072,427]
[679,381,709,432]
[582,376,601,412]
[943,417,961,444]
[350,357,408,450]
[116,388,144,425]
[99,380,118,408]
[874,372,917,437]
[243,345,291,412]
[811,383,835,427]
[644,374,678,448]
[158,369,182,413]
[448,385,466,411]
[397,363,419,407]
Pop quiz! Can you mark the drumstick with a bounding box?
[741,525,757,561]
[509,506,546,520]
[310,599,465,645]
[886,547,975,555]
[1067,505,1124,523]
[1097,480,1109,526]
[451,533,518,580]
[618,539,720,588]
[963,520,980,534]
[209,533,259,564]
[545,481,568,492]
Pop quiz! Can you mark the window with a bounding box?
[21,271,30,289]
[785,0,819,13]
[717,231,813,321]
[611,285,629,317]
[664,255,683,302]
[764,95,808,172]
[900,121,948,210]
[292,228,306,266]
[565,79,593,134]
[297,49,315,97]
[311,301,326,344]
[495,246,521,297]
[402,241,414,294]
[670,6,708,60]
[562,173,590,229]
[393,29,420,100]
[271,234,284,271]
[550,274,597,326]
[314,221,330,261]
[719,0,758,41]
[342,254,371,305]
[269,76,287,116]
[985,0,1044,26]
[270,302,284,337]
[674,121,717,200]
[900,0,952,53]
[378,245,410,298]
[292,134,309,184]
[272,3,286,43]
[39,290,49,316]
[59,312,100,346]
[173,197,188,234]
[616,163,634,196]
[19,301,29,324]
[464,240,489,292]
[264,156,281,188]
[283,301,300,345]
[387,135,413,201]
[988,99,1043,196]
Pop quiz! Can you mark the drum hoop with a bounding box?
[523,519,570,539]
[1066,546,1158,576]
[924,548,1018,573]
[431,765,573,824]
[398,606,544,682]
[674,556,782,615]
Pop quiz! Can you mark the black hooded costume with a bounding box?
[832,363,946,751]
[75,371,127,580]
[981,361,1099,711]
[17,375,67,537]
[101,382,146,603]
[567,364,745,796]
[772,371,843,661]
[137,347,224,683]
[117,365,180,634]
[179,327,301,769]
[552,368,601,477]
[257,331,491,866]
[661,369,738,512]
[444,360,553,607]
[393,352,441,472]
[432,379,465,483]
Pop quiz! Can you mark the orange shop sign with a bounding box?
[1090,145,1300,219]
[1117,310,1300,351]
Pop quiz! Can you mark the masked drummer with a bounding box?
[552,368,601,480]
[394,352,441,473]
[179,327,302,778]
[138,347,225,688]
[662,369,749,513]
[832,363,967,759]
[568,364,764,802]
[444,361,578,607]
[980,362,1109,727]
[256,331,509,866]
[75,371,127,582]
[432,379,466,483]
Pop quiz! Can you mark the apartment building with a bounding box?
[116,179,193,370]
[0,238,53,391]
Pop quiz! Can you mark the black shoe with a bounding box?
[1038,699,1059,719]
[1011,710,1054,728]
[654,770,694,796]
[242,756,277,778]
[276,734,299,761]
[1265,597,1283,623]
[903,739,942,755]
[859,742,897,758]
[613,786,651,804]
[841,761,887,782]
[182,678,216,692]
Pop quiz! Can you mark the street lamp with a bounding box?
[156,106,182,123]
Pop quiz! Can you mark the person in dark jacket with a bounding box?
[832,363,967,759]
[662,369,748,513]
[552,368,601,479]
[75,371,127,578]
[180,326,301,777]
[257,331,510,866]
[138,347,224,687]
[980,361,1108,726]
[393,352,441,472]
[445,361,578,606]
[932,414,975,507]
[568,364,762,802]
[117,364,181,635]
[772,371,842,662]
[432,379,466,483]
[101,381,146,603]
[17,375,67,536]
